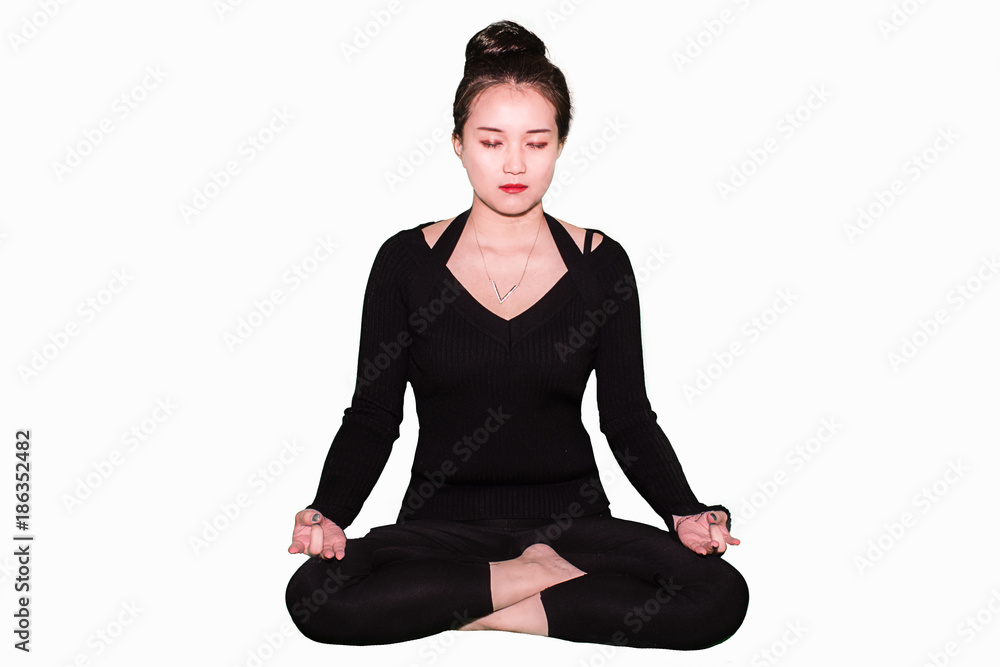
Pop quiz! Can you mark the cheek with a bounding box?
[465,159,489,181]
[533,155,558,179]
[465,151,493,170]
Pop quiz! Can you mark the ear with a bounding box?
[556,138,565,159]
[452,132,465,167]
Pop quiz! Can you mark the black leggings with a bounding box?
[285,511,749,649]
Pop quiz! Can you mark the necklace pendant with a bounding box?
[492,280,517,303]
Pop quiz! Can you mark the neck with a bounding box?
[467,197,545,250]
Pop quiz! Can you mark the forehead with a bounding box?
[468,84,556,129]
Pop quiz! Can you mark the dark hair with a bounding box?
[452,20,572,146]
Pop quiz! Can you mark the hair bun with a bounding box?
[452,19,572,146]
[465,20,546,64]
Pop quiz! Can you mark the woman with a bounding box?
[285,19,748,649]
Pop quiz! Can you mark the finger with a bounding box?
[683,535,709,556]
[677,522,709,555]
[295,509,323,526]
[323,524,347,560]
[333,531,347,560]
[324,534,345,560]
[289,517,309,554]
[308,523,324,556]
[709,523,726,554]
[715,520,740,546]
[289,528,315,554]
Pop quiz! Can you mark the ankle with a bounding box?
[459,594,547,635]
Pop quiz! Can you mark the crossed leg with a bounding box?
[457,543,586,634]
[461,514,749,648]
[285,514,748,648]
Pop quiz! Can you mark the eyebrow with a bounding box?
[474,126,552,134]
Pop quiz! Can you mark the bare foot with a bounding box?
[488,543,586,610]
[519,543,586,585]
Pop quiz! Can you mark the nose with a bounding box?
[504,146,526,175]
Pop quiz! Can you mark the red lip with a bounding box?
[500,184,527,192]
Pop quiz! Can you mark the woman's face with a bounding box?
[454,83,564,217]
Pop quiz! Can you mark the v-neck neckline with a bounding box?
[419,208,583,349]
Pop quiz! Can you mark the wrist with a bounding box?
[672,513,701,531]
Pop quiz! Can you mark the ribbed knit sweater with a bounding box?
[306,208,728,534]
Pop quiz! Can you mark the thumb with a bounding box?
[300,509,322,523]
[294,509,324,527]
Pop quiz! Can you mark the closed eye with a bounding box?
[481,142,548,149]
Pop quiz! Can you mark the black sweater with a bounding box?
[307,208,728,534]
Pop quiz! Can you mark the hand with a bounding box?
[672,510,740,556]
[287,509,347,560]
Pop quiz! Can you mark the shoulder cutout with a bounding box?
[420,216,457,250]
[555,217,604,254]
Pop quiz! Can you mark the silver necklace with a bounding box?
[470,214,543,303]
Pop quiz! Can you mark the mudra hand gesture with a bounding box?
[287,509,347,560]
[672,510,740,556]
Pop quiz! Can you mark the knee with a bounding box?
[688,559,750,649]
[285,559,360,645]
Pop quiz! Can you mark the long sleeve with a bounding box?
[593,239,730,533]
[306,233,413,529]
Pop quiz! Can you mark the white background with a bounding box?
[2,1,999,665]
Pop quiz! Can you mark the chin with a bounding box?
[477,193,546,217]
